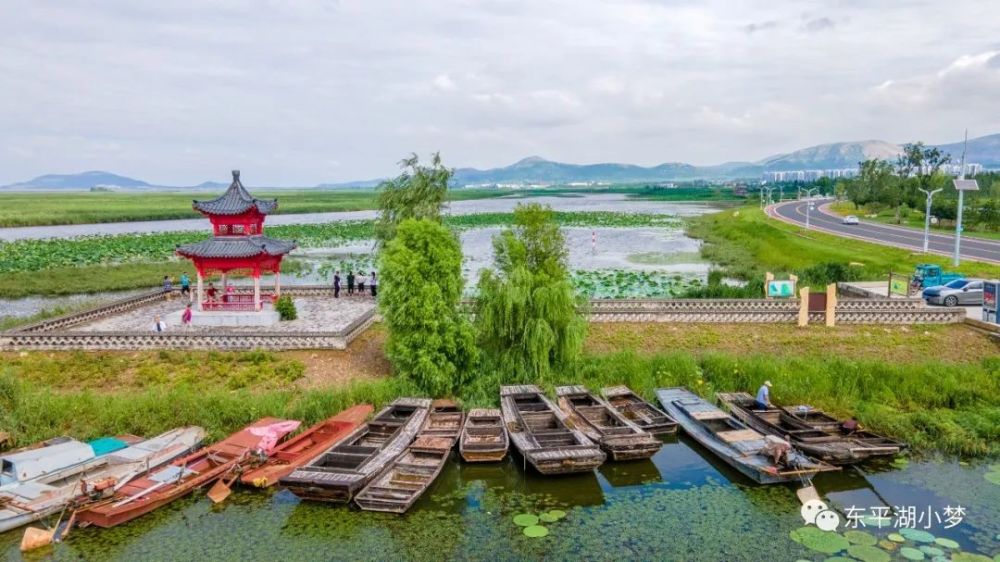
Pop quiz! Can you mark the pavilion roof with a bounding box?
[192,170,278,216]
[176,235,296,259]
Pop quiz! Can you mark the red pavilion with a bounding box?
[176,170,296,312]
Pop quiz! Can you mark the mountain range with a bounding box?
[5,133,999,190]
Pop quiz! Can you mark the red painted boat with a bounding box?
[73,417,297,529]
[240,405,374,488]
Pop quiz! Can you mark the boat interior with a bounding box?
[513,395,580,448]
[463,414,504,446]
[566,394,633,435]
[607,394,674,428]
[309,420,406,473]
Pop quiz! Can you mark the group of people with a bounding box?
[162,273,193,301]
[331,270,377,299]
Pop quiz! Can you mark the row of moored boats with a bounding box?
[1,384,905,540]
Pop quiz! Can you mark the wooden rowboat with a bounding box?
[0,427,204,534]
[281,398,431,503]
[354,400,464,513]
[556,385,661,461]
[459,408,509,463]
[500,385,605,475]
[716,392,904,464]
[73,418,297,528]
[600,385,678,435]
[240,405,373,488]
[656,388,837,485]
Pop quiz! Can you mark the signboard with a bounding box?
[889,277,910,297]
[984,280,998,324]
[767,280,796,298]
[953,179,980,191]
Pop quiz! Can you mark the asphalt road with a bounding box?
[770,199,1000,265]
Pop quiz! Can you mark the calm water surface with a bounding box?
[2,436,996,561]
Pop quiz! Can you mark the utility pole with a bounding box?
[803,187,820,229]
[953,130,979,266]
[918,187,943,253]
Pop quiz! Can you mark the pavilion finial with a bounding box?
[232,170,240,181]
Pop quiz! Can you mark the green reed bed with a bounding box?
[3,349,997,457]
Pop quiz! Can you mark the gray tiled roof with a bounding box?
[192,170,278,216]
[176,235,297,259]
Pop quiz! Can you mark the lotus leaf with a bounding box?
[983,472,1000,485]
[789,527,850,555]
[934,538,959,549]
[845,530,878,546]
[919,546,944,556]
[948,554,992,562]
[879,539,899,551]
[899,546,926,560]
[513,514,538,527]
[899,528,936,543]
[892,457,911,469]
[539,513,559,523]
[523,525,549,538]
[847,544,891,562]
[888,533,907,543]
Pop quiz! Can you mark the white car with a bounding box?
[842,215,860,225]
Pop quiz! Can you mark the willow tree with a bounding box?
[379,218,477,396]
[375,153,451,245]
[475,203,586,382]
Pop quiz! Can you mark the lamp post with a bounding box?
[803,187,820,229]
[918,187,942,253]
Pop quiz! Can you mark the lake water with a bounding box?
[1,435,996,561]
[1,196,718,320]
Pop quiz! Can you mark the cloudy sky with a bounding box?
[1,0,998,186]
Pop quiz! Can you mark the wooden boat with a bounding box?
[601,385,678,435]
[354,400,464,513]
[0,427,204,533]
[715,392,904,464]
[280,398,431,503]
[74,418,296,528]
[0,436,137,494]
[556,385,662,461]
[656,388,837,485]
[459,408,509,463]
[500,385,605,475]
[240,405,373,488]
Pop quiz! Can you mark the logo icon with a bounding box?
[800,499,840,531]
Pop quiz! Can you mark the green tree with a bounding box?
[855,159,895,211]
[977,198,1000,231]
[894,142,950,223]
[475,203,587,382]
[375,153,451,244]
[378,218,476,396]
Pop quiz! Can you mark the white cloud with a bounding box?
[0,0,997,184]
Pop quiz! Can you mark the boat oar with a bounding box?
[207,468,240,504]
[19,526,56,553]
[795,484,821,505]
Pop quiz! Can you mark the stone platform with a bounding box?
[164,308,280,327]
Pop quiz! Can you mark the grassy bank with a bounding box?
[686,206,998,287]
[2,322,997,456]
[829,200,1000,241]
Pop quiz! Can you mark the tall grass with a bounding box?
[2,351,996,457]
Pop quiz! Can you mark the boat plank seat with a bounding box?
[691,411,730,421]
[716,429,763,443]
[532,448,598,460]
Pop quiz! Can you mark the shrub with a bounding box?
[274,295,297,320]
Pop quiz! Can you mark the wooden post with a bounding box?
[274,269,281,298]
[765,272,774,298]
[798,286,810,327]
[825,283,837,327]
[253,271,261,311]
[887,271,892,298]
[196,271,204,312]
[221,272,227,291]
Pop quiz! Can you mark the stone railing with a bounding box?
[14,289,172,333]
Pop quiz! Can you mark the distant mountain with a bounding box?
[4,171,150,190]
[5,133,998,190]
[933,133,1000,168]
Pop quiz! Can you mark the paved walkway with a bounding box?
[72,293,376,333]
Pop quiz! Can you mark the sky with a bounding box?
[1,0,998,186]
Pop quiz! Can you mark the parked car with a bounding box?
[842,215,860,225]
[922,279,984,307]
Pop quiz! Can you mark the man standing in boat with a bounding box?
[755,380,773,410]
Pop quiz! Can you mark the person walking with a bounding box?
[162,275,173,301]
[333,271,342,299]
[357,271,366,295]
[179,272,191,300]
[347,271,355,296]
[369,271,377,298]
[181,303,193,329]
[754,380,773,410]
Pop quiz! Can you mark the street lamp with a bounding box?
[803,187,820,229]
[918,187,942,253]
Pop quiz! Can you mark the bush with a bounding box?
[274,295,297,320]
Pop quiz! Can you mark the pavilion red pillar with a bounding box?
[253,266,261,311]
